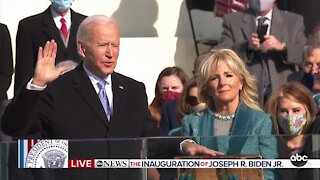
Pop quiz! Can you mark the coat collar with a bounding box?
[241,7,284,41]
[72,64,110,127]
[241,9,257,40]
[198,102,254,154]
[199,102,253,135]
[227,102,253,154]
[269,7,284,42]
[42,7,66,52]
[109,72,126,125]
[71,64,128,131]
[42,7,80,52]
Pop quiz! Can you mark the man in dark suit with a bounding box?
[14,0,86,93]
[216,0,306,105]
[0,23,13,142]
[0,23,13,104]
[2,15,159,179]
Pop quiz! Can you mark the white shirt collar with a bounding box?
[255,9,273,35]
[83,64,113,111]
[50,7,72,30]
[256,8,273,22]
[83,64,112,92]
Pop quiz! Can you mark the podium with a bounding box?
[176,155,263,180]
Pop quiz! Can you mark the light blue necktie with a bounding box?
[97,80,112,121]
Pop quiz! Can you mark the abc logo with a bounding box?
[290,153,308,167]
[96,160,103,167]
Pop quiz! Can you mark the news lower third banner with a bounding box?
[18,139,320,169]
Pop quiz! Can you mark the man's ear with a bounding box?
[77,42,85,58]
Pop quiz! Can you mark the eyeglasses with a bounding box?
[186,96,199,106]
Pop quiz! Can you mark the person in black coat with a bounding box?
[0,23,13,103]
[14,0,86,93]
[2,15,160,180]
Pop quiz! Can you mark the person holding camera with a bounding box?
[215,0,306,105]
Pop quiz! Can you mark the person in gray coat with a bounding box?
[215,0,306,105]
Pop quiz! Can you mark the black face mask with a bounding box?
[186,96,199,107]
[301,72,314,91]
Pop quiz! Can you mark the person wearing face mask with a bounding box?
[265,82,317,154]
[265,82,317,179]
[149,66,189,127]
[160,53,209,136]
[14,0,87,94]
[160,76,205,136]
[215,0,306,106]
[288,36,320,91]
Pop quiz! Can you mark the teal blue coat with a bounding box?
[182,102,278,180]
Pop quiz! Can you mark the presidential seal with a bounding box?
[25,140,68,168]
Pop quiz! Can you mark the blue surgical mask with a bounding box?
[51,0,73,12]
[277,114,307,135]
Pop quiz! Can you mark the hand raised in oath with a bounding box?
[32,40,69,87]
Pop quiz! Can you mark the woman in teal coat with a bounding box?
[181,49,278,180]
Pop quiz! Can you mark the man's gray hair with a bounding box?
[76,15,117,44]
[303,36,320,61]
[56,60,79,74]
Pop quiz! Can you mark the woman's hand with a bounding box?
[182,141,224,156]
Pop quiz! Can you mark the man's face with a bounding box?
[79,22,120,79]
[303,48,320,75]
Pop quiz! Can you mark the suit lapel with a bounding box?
[68,10,81,53]
[228,102,252,154]
[110,73,126,124]
[241,10,256,40]
[270,7,284,41]
[198,109,217,149]
[73,65,109,127]
[42,7,67,54]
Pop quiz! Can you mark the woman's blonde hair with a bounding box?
[198,49,261,110]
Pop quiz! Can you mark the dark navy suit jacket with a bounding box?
[2,64,160,179]
[160,100,180,135]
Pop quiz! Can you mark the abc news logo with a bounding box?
[95,159,129,168]
[290,152,308,167]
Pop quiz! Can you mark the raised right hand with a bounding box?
[32,40,68,86]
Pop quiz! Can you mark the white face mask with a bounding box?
[191,103,206,113]
[248,0,274,13]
